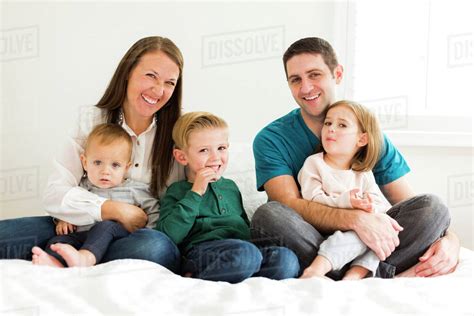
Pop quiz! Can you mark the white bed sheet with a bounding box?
[1,247,472,316]
[2,143,472,315]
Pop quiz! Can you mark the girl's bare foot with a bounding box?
[299,268,334,280]
[342,265,370,280]
[299,267,322,279]
[50,243,96,267]
[299,256,333,279]
[31,246,64,268]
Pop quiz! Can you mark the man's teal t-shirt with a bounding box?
[253,108,410,191]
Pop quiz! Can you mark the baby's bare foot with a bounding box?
[31,246,64,268]
[51,243,96,267]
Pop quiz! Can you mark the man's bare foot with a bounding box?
[50,243,96,267]
[342,265,370,280]
[31,246,64,268]
[395,264,418,278]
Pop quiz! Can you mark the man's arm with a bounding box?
[266,175,354,233]
[379,175,415,204]
[264,175,402,260]
[380,175,460,276]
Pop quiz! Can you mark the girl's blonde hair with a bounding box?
[322,100,383,172]
[172,112,228,149]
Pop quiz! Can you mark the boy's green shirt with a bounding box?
[155,177,250,253]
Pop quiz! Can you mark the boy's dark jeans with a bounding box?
[182,238,300,283]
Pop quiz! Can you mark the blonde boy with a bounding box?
[156,112,299,283]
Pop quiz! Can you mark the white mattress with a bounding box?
[2,143,472,315]
[0,247,472,315]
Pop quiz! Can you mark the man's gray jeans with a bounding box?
[250,194,450,279]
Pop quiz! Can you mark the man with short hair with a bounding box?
[251,37,459,278]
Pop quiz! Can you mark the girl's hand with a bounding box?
[56,220,76,235]
[191,167,217,196]
[350,189,374,213]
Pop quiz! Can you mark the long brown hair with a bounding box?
[96,36,183,196]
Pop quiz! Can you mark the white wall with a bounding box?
[400,146,473,250]
[1,1,472,249]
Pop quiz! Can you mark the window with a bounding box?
[344,1,472,147]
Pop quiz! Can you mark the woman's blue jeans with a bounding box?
[0,216,181,273]
[182,239,300,283]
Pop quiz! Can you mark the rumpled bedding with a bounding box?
[1,248,472,315]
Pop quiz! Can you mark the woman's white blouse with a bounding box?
[42,106,185,226]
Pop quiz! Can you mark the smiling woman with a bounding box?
[0,36,186,271]
[123,51,180,130]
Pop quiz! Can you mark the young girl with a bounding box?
[298,100,391,280]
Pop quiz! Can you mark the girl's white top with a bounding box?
[43,106,185,226]
[298,152,391,213]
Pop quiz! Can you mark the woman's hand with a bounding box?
[55,220,76,235]
[101,200,147,232]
